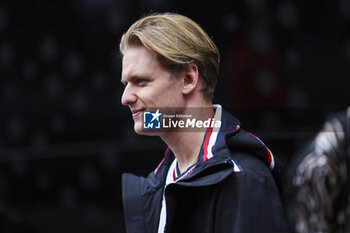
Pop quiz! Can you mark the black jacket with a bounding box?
[122,107,287,233]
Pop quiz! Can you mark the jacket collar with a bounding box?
[153,105,242,187]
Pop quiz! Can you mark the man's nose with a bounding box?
[121,84,137,106]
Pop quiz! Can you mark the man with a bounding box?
[120,13,287,233]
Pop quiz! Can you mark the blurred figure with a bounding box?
[284,107,350,233]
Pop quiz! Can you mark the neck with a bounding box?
[160,103,214,174]
[162,131,205,173]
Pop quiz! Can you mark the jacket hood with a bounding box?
[217,107,283,190]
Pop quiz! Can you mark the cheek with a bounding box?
[141,79,182,106]
[162,85,183,105]
[139,89,156,103]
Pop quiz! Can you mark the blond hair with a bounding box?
[119,13,220,101]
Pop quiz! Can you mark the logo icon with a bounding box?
[143,109,162,129]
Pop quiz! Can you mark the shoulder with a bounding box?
[230,152,279,191]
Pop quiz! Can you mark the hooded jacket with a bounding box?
[122,106,287,233]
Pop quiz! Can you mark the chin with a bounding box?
[134,123,161,136]
[133,122,144,135]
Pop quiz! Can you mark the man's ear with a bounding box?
[182,64,200,95]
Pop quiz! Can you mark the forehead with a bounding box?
[121,46,161,80]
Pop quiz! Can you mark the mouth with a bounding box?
[131,109,145,119]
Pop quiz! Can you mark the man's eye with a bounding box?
[136,79,147,85]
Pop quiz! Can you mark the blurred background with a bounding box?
[0,0,349,232]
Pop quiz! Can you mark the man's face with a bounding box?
[121,46,183,134]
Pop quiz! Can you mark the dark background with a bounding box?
[0,0,349,232]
